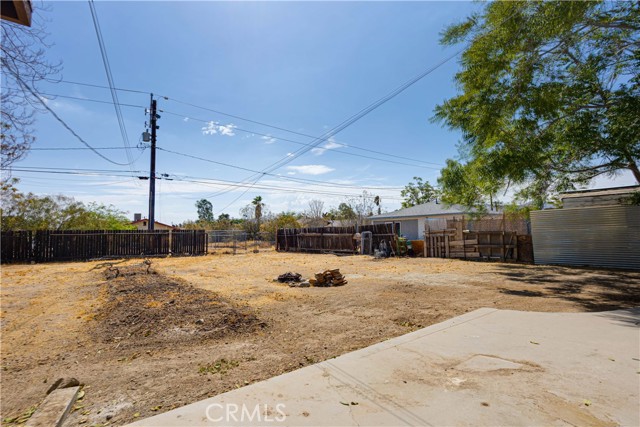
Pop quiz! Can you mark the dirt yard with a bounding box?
[1,252,639,426]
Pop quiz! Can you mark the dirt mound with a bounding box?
[94,265,263,348]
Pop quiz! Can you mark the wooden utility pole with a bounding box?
[148,94,159,230]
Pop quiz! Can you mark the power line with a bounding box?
[156,146,404,191]
[160,110,441,170]
[30,146,143,151]
[44,78,149,95]
[38,92,145,109]
[191,6,524,197]
[34,92,442,169]
[8,70,136,166]
[161,97,443,167]
[10,167,403,200]
[88,0,136,171]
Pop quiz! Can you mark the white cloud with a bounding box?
[183,117,190,122]
[286,164,335,175]
[202,121,237,136]
[261,135,277,144]
[311,137,343,155]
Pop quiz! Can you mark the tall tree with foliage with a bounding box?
[434,1,640,209]
[400,177,440,208]
[1,188,133,230]
[195,198,214,223]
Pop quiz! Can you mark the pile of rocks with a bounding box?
[309,269,347,287]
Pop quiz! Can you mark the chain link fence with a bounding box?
[206,230,275,254]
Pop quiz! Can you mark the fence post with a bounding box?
[233,230,236,255]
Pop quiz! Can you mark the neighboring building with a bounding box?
[131,219,178,231]
[560,185,640,209]
[369,202,502,240]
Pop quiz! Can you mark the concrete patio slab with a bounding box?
[129,307,640,426]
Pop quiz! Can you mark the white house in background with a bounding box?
[369,202,502,240]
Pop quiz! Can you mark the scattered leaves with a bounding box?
[2,405,38,424]
[199,358,239,375]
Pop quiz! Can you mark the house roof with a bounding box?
[131,219,177,229]
[369,202,498,220]
[559,185,640,200]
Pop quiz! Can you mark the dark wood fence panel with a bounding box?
[172,230,207,255]
[1,230,207,263]
[1,231,33,262]
[276,224,396,254]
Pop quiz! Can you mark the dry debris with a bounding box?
[94,264,263,348]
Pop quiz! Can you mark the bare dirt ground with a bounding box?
[1,251,639,426]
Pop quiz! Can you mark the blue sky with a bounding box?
[10,1,636,225]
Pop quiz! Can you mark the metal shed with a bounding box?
[530,205,640,270]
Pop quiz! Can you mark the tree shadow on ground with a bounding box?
[595,307,640,328]
[493,263,640,314]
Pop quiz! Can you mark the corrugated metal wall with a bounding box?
[531,205,640,270]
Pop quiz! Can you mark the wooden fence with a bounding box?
[425,229,533,263]
[276,224,396,254]
[1,230,207,263]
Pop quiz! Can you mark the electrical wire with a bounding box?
[32,92,441,169]
[30,146,142,151]
[160,110,441,170]
[9,167,403,200]
[44,78,149,95]
[160,98,444,167]
[192,5,524,198]
[8,70,136,166]
[38,92,145,109]
[88,0,136,171]
[156,146,405,191]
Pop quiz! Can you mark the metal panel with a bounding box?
[531,206,640,270]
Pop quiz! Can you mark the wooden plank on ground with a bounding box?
[25,386,80,427]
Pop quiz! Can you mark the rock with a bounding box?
[106,413,114,420]
[299,282,311,288]
[46,378,63,395]
[195,319,204,325]
[46,377,79,395]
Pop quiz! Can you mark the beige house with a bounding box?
[131,219,177,231]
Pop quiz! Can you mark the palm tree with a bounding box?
[373,195,381,215]
[252,196,264,236]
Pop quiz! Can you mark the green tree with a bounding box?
[195,198,214,223]
[1,187,133,230]
[434,1,640,209]
[336,203,357,221]
[400,177,440,208]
